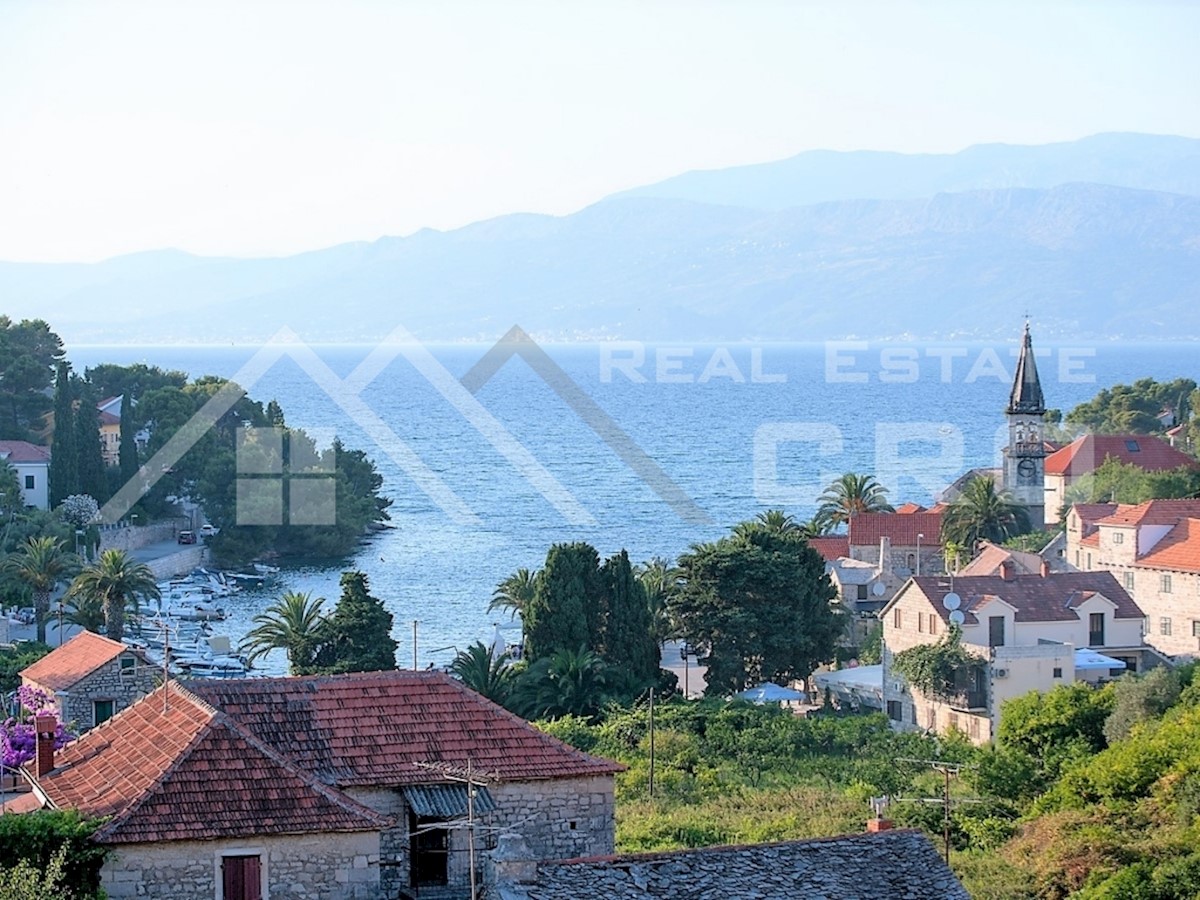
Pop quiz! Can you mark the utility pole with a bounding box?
[412,620,418,670]
[648,688,656,798]
[467,758,476,900]
[413,760,500,900]
[895,757,978,865]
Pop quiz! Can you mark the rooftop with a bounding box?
[849,511,943,547]
[1135,518,1200,574]
[20,631,137,692]
[187,669,622,787]
[958,540,1044,577]
[501,829,968,900]
[1094,498,1200,528]
[1045,434,1197,477]
[0,440,51,464]
[808,535,850,562]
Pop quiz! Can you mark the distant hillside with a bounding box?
[615,132,1200,210]
[2,135,1200,344]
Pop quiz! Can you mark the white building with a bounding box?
[0,440,51,510]
[880,567,1151,744]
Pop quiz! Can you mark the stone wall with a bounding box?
[146,546,208,580]
[99,523,180,553]
[25,650,161,732]
[101,831,382,900]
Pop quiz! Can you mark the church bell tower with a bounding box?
[1002,322,1047,528]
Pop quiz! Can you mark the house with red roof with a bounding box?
[880,569,1149,744]
[1043,434,1198,526]
[0,439,51,509]
[13,670,622,900]
[848,510,944,581]
[1069,499,1200,657]
[20,631,158,730]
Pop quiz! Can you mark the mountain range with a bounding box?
[5,132,1200,343]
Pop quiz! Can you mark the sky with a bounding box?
[1,0,1198,263]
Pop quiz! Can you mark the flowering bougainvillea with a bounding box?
[0,685,75,770]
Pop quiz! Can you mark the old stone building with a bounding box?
[16,670,620,900]
[20,631,158,730]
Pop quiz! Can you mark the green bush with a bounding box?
[0,811,108,899]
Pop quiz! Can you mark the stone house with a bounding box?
[880,569,1149,744]
[20,631,159,731]
[491,826,969,899]
[1068,499,1200,658]
[16,670,621,900]
[0,439,51,510]
[1043,434,1197,526]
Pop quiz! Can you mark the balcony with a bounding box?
[945,689,988,712]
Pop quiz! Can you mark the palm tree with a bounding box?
[66,549,160,642]
[815,473,894,530]
[488,568,538,620]
[941,476,1033,550]
[636,557,682,643]
[240,591,327,673]
[63,593,106,633]
[4,537,74,643]
[449,642,513,705]
[511,647,610,720]
[733,509,804,539]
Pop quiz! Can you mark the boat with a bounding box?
[252,562,281,576]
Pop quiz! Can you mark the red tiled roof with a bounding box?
[908,571,1142,625]
[958,541,1042,577]
[189,670,622,787]
[808,536,850,562]
[21,632,129,691]
[35,682,390,845]
[1071,503,1119,526]
[849,511,943,548]
[895,503,927,514]
[1094,499,1200,528]
[1045,434,1197,477]
[0,440,51,464]
[1135,518,1200,574]
[1080,531,1101,547]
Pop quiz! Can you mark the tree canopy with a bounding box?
[941,475,1033,548]
[1058,377,1196,436]
[0,317,64,441]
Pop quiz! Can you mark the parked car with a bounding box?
[178,530,197,545]
[199,524,219,536]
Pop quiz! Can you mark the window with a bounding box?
[887,700,903,721]
[93,699,114,727]
[1192,620,1200,638]
[1053,667,1063,678]
[1161,574,1173,593]
[1089,612,1105,647]
[909,704,917,725]
[969,717,981,739]
[120,655,136,671]
[23,475,34,490]
[856,584,869,600]
[988,616,1005,648]
[1160,617,1173,636]
[906,553,915,570]
[221,855,262,900]
[1123,572,1135,592]
[1087,553,1092,569]
[1113,532,1124,544]
[929,614,938,636]
[411,815,450,887]
[948,712,960,732]
[1125,439,1141,452]
[893,609,902,630]
[918,613,925,634]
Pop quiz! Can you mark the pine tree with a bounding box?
[48,362,77,507]
[118,392,139,485]
[310,571,398,673]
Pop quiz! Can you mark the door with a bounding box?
[988,616,1005,648]
[222,855,261,900]
[410,814,450,887]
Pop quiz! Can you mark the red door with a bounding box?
[222,855,261,900]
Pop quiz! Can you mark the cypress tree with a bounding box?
[48,361,77,507]
[73,383,107,502]
[118,392,139,485]
[524,542,602,661]
[311,571,398,673]
[600,549,660,690]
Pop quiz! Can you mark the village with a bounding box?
[1,322,1199,900]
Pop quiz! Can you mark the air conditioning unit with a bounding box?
[994,668,1009,679]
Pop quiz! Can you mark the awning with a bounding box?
[1075,648,1127,671]
[403,783,496,818]
[736,683,806,703]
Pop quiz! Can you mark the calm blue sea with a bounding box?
[68,339,1200,673]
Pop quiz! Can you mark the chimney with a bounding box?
[1000,559,1016,582]
[878,536,893,582]
[867,796,893,832]
[867,817,894,833]
[1040,558,1051,577]
[35,714,57,778]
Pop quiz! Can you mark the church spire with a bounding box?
[1007,322,1045,415]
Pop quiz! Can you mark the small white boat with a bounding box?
[253,562,281,576]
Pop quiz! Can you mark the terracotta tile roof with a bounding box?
[1094,499,1200,528]
[189,670,622,787]
[1135,518,1200,574]
[0,440,51,464]
[1080,531,1101,548]
[514,829,969,900]
[808,535,850,562]
[849,511,943,548]
[1071,503,1119,529]
[908,571,1143,626]
[958,541,1043,577]
[1045,434,1197,477]
[34,682,390,845]
[20,632,131,691]
[895,502,927,514]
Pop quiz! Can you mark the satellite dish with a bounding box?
[943,592,962,611]
[872,582,886,596]
[949,609,966,626]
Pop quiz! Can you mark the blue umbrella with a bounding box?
[736,683,806,703]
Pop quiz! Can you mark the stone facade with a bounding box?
[101,832,382,900]
[23,649,159,732]
[348,776,616,900]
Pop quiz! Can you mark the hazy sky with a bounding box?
[1,1,1197,262]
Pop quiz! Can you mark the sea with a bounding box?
[68,337,1200,674]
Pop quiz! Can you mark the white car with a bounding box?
[199,524,219,536]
